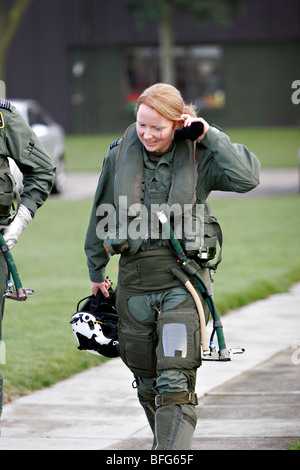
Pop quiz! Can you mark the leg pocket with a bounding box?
[157,310,201,373]
[117,291,158,377]
[118,324,157,377]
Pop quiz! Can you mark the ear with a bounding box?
[173,120,182,131]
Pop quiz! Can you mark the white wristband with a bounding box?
[3,204,32,250]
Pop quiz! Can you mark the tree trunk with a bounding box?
[158,1,175,85]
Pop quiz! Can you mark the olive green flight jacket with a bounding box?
[0,101,56,218]
[85,125,260,283]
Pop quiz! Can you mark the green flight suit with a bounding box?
[0,100,55,417]
[85,123,260,449]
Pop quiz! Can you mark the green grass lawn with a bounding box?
[210,195,300,313]
[1,193,299,402]
[65,133,120,172]
[65,127,300,172]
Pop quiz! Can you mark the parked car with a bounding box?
[8,99,66,194]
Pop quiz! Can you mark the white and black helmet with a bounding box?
[70,288,119,358]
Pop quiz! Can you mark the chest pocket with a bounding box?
[0,168,16,217]
[0,159,20,222]
[146,187,170,237]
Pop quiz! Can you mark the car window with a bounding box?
[28,105,52,127]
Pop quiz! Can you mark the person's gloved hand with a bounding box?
[3,204,32,250]
[174,121,204,141]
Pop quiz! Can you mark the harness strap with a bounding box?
[135,384,198,407]
[155,391,198,407]
[137,386,157,402]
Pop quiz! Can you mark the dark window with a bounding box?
[122,45,225,112]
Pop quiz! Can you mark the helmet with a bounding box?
[70,288,119,358]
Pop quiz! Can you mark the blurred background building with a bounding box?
[3,0,300,133]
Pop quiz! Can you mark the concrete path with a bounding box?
[0,167,299,451]
[0,283,299,451]
[54,168,299,201]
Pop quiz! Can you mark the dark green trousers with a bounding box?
[115,249,212,449]
[0,251,8,418]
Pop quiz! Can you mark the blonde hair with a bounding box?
[135,83,198,122]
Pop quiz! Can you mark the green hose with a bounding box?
[0,233,34,300]
[157,211,228,356]
[0,233,23,290]
[193,273,227,353]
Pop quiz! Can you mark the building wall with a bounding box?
[4,0,300,133]
[69,47,127,133]
[206,42,300,128]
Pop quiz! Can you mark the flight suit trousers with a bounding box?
[125,288,200,450]
[116,249,212,449]
[0,251,8,418]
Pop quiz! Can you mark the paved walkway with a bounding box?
[0,283,299,451]
[1,168,299,451]
[54,168,299,201]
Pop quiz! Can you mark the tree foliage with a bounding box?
[0,0,34,82]
[127,0,245,28]
[126,0,246,83]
